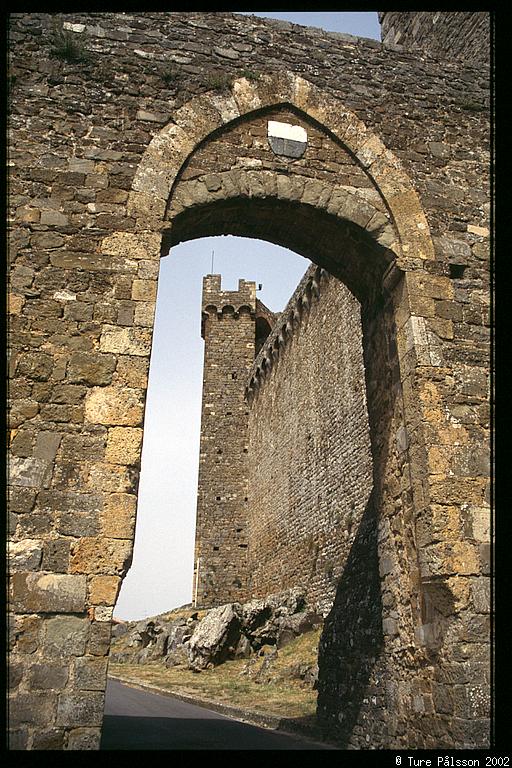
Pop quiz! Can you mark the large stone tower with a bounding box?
[193,275,274,607]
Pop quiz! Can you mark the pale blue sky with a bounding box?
[115,12,381,620]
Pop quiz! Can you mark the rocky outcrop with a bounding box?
[110,589,323,673]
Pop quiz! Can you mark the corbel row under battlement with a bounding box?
[245,263,329,404]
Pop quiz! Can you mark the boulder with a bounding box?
[188,603,242,671]
[277,610,323,648]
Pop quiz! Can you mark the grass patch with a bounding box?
[158,64,180,85]
[204,71,232,91]
[109,626,322,721]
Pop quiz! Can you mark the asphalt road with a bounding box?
[100,678,337,751]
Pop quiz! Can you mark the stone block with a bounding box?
[8,293,25,314]
[59,434,107,462]
[9,692,58,726]
[29,663,69,690]
[34,431,62,461]
[11,572,87,613]
[66,727,102,750]
[67,351,117,386]
[8,729,29,750]
[42,539,71,572]
[114,356,150,388]
[469,506,490,542]
[50,252,111,271]
[85,386,145,426]
[9,661,24,690]
[88,620,112,656]
[89,575,121,605]
[101,231,161,261]
[10,456,51,488]
[10,614,42,654]
[57,510,101,538]
[134,301,156,327]
[9,486,37,514]
[73,656,108,690]
[99,325,152,356]
[69,537,133,575]
[32,729,66,750]
[40,210,69,226]
[432,684,454,715]
[420,541,480,578]
[101,493,137,538]
[131,278,157,302]
[16,352,54,381]
[68,158,96,173]
[479,543,491,575]
[44,616,90,657]
[9,399,40,429]
[471,577,490,613]
[87,462,138,494]
[56,691,104,727]
[93,606,113,621]
[8,539,43,570]
[105,427,143,465]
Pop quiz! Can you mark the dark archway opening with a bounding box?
[159,194,406,746]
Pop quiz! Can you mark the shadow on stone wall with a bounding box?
[316,489,385,747]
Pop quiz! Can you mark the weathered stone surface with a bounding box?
[56,692,104,727]
[8,540,43,570]
[101,493,137,538]
[188,603,242,670]
[29,663,69,690]
[88,621,112,656]
[99,326,152,356]
[114,356,150,388]
[10,457,51,488]
[67,352,117,386]
[84,386,145,426]
[89,575,121,605]
[9,692,58,727]
[105,427,143,465]
[66,728,102,750]
[69,537,132,575]
[73,657,108,691]
[43,616,90,657]
[11,573,87,613]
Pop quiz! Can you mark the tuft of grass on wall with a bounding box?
[159,63,180,85]
[50,24,89,63]
[204,71,232,91]
[239,69,260,81]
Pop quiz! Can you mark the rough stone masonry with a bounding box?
[8,12,490,750]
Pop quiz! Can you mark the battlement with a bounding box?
[201,275,257,339]
[202,274,257,312]
[245,263,328,403]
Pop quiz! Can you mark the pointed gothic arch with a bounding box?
[99,71,463,745]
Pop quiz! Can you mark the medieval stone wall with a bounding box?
[379,12,490,66]
[8,11,491,750]
[246,268,373,615]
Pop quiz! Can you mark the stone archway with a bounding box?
[99,72,459,746]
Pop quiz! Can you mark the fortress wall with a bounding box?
[246,271,373,615]
[8,12,491,750]
[379,12,490,65]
